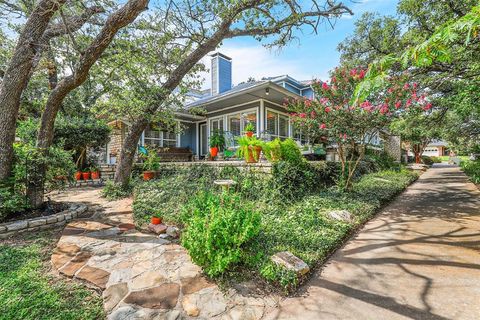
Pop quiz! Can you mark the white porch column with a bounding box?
[259,99,265,137]
[195,122,199,157]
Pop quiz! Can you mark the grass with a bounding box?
[438,155,469,162]
[0,230,105,320]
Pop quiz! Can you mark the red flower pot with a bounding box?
[210,146,219,158]
[151,217,162,225]
[74,171,82,181]
[246,131,254,138]
[91,171,100,180]
[143,171,155,181]
[82,172,91,180]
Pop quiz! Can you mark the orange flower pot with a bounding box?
[74,171,82,181]
[82,172,91,180]
[245,146,262,163]
[143,171,155,181]
[91,171,100,180]
[151,217,162,225]
[210,146,219,158]
[246,131,254,138]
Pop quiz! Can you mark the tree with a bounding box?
[113,0,353,187]
[0,0,104,181]
[287,66,429,190]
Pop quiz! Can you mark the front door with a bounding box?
[199,123,207,157]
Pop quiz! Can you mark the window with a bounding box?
[227,110,257,137]
[266,109,289,139]
[144,127,178,148]
[210,118,224,131]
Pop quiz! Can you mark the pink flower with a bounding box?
[322,82,329,90]
[310,111,316,118]
[423,103,432,111]
[299,113,306,118]
[404,83,410,90]
[406,99,412,107]
[319,97,329,105]
[413,83,418,89]
[350,69,357,76]
[332,76,337,83]
[359,70,366,79]
[395,101,402,109]
[325,106,331,113]
[320,123,326,129]
[305,99,312,107]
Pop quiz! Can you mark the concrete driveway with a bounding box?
[265,165,480,320]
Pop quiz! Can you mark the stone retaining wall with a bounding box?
[0,203,87,239]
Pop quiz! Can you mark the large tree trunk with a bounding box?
[29,0,149,208]
[0,0,66,181]
[114,118,149,186]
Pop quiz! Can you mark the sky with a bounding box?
[201,0,398,88]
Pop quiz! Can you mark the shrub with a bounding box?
[461,160,480,184]
[181,192,261,277]
[0,185,28,222]
[262,138,282,162]
[279,138,304,163]
[430,156,442,163]
[101,180,135,200]
[421,155,434,165]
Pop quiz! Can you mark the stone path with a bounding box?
[265,165,480,320]
[50,188,277,320]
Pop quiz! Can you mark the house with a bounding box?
[104,52,400,164]
[407,140,449,158]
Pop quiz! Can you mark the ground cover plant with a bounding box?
[461,159,480,184]
[132,151,418,292]
[0,230,104,320]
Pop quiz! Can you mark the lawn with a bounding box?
[0,230,105,320]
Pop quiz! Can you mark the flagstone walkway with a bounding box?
[50,188,277,320]
[265,165,480,320]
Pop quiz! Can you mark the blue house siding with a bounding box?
[283,82,301,95]
[301,87,314,99]
[180,122,197,155]
[218,58,232,94]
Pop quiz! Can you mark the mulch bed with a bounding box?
[2,201,68,223]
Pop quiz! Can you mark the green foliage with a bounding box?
[209,130,225,148]
[141,147,161,172]
[236,136,263,161]
[0,234,104,319]
[244,123,255,132]
[279,138,304,163]
[181,191,261,277]
[101,180,136,201]
[364,150,399,171]
[461,160,480,184]
[0,186,27,222]
[261,138,282,162]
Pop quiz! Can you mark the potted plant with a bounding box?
[151,215,162,225]
[90,165,100,180]
[209,130,225,159]
[244,123,255,138]
[236,136,263,163]
[74,171,82,181]
[82,169,91,180]
[142,147,160,181]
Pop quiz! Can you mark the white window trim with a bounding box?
[265,107,291,139]
[207,107,259,138]
[142,121,179,148]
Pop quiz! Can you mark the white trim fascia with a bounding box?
[206,99,261,115]
[259,99,265,136]
[195,122,199,155]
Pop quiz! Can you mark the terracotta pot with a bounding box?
[82,172,91,180]
[143,171,155,181]
[246,131,254,138]
[210,146,219,158]
[151,217,162,225]
[91,171,100,180]
[245,146,262,163]
[74,171,82,181]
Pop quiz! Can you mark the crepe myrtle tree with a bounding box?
[112,0,354,187]
[287,67,431,190]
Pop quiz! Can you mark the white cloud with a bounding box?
[199,44,318,89]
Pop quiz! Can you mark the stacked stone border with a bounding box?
[0,203,88,239]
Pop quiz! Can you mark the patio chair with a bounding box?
[223,131,238,159]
